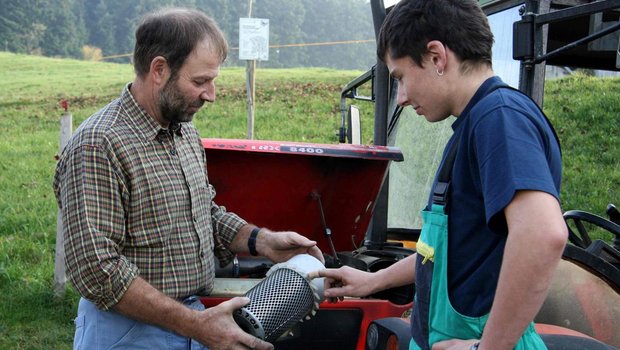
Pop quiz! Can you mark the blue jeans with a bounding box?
[73,296,209,350]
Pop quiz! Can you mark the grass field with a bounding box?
[0,51,618,349]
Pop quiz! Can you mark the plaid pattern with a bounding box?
[54,84,246,310]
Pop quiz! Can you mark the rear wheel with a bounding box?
[541,333,619,350]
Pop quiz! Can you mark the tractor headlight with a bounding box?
[366,323,379,350]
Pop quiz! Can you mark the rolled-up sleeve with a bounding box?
[54,143,138,310]
[208,184,246,266]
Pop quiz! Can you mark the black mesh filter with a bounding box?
[234,267,319,342]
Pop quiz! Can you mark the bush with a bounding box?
[81,45,102,61]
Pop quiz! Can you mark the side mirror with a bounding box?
[347,105,361,145]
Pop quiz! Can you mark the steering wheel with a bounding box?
[563,210,620,249]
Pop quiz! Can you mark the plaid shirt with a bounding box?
[54,84,246,310]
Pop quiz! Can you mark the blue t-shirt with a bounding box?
[437,76,562,316]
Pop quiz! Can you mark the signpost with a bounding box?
[239,13,269,140]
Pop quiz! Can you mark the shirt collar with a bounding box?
[120,83,184,141]
[452,76,504,131]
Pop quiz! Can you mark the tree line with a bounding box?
[0,0,377,70]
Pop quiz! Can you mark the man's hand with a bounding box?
[191,297,274,350]
[431,339,477,350]
[114,278,272,349]
[257,229,324,264]
[307,266,377,301]
[431,339,479,350]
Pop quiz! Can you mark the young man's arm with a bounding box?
[480,190,567,350]
[310,252,417,299]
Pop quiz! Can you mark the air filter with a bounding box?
[233,254,325,342]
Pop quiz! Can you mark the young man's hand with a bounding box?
[308,266,377,301]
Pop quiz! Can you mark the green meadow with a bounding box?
[0,51,618,348]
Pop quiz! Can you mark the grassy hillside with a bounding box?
[544,75,619,217]
[0,51,618,348]
[0,52,371,349]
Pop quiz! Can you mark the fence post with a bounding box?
[245,0,256,140]
[246,59,256,139]
[54,100,72,297]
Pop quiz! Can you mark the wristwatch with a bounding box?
[470,342,480,350]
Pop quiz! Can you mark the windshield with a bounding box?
[387,5,523,231]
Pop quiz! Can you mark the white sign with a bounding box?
[239,18,270,61]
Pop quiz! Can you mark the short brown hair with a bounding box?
[377,0,493,72]
[133,8,228,78]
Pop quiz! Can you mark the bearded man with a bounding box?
[54,8,322,350]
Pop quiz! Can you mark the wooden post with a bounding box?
[246,59,256,139]
[246,0,256,140]
[54,100,72,297]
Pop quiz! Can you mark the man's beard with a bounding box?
[159,75,204,124]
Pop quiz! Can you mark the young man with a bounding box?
[310,1,567,349]
[54,8,322,350]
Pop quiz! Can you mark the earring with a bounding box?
[436,68,444,76]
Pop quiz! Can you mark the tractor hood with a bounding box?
[202,138,403,254]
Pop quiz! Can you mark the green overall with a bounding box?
[409,203,547,349]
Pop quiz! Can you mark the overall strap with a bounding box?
[432,137,459,207]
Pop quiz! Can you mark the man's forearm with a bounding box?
[229,224,257,254]
[113,277,198,338]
